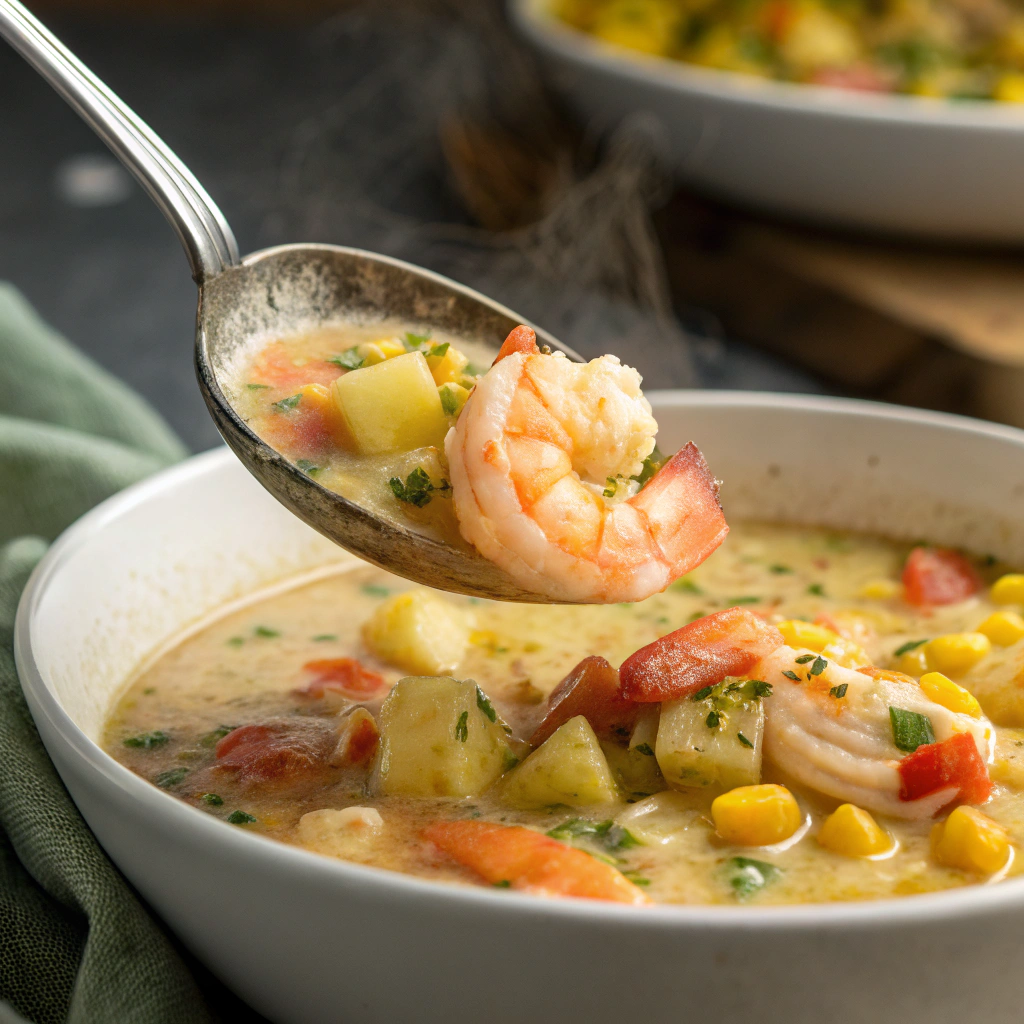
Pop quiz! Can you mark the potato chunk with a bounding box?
[330,351,448,455]
[502,715,619,809]
[656,678,765,791]
[373,677,515,797]
[363,591,470,675]
[298,806,384,859]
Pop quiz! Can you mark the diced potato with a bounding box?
[601,740,666,798]
[656,682,765,791]
[427,344,469,385]
[502,715,619,809]
[373,677,515,797]
[298,806,384,858]
[331,351,448,455]
[363,591,470,675]
[614,790,703,845]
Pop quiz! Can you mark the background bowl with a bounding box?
[15,393,1024,1024]
[511,0,1024,243]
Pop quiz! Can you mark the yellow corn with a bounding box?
[994,73,1024,103]
[376,339,407,360]
[919,672,983,718]
[428,345,470,386]
[817,803,891,857]
[931,806,1011,874]
[858,579,902,600]
[898,648,929,676]
[991,574,1024,605]
[978,610,1024,647]
[593,0,679,56]
[777,620,838,652]
[357,342,388,366]
[711,784,802,846]
[924,633,991,677]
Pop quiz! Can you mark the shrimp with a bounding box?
[444,327,729,603]
[760,646,995,819]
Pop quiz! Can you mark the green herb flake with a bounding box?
[737,732,754,748]
[329,347,364,370]
[476,686,498,723]
[728,596,761,606]
[727,856,782,900]
[634,743,655,757]
[547,819,641,852]
[830,684,849,699]
[889,707,936,752]
[142,687,156,696]
[246,382,269,390]
[769,564,793,574]
[428,341,450,359]
[313,634,338,642]
[227,810,257,826]
[361,583,391,598]
[389,467,449,508]
[155,767,188,788]
[226,636,244,648]
[706,710,721,729]
[603,477,619,499]
[271,393,302,413]
[692,685,715,702]
[199,725,236,748]
[295,459,322,478]
[809,656,828,676]
[671,577,703,595]
[254,626,280,638]
[794,654,816,664]
[632,445,666,487]
[123,730,169,750]
[200,793,223,806]
[894,639,928,657]
[782,670,801,681]
[493,879,512,888]
[807,583,826,597]
[404,331,432,350]
[439,387,459,415]
[455,711,469,742]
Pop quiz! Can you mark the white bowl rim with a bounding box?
[15,390,1024,933]
[510,0,1024,132]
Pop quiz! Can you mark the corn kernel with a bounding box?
[994,73,1024,103]
[924,633,991,677]
[777,620,837,652]
[357,342,388,366]
[991,574,1024,605]
[920,672,983,718]
[438,382,470,418]
[593,0,678,56]
[931,806,1011,874]
[376,339,407,360]
[898,648,929,676]
[817,803,891,857]
[428,345,470,386]
[858,579,902,600]
[711,784,802,846]
[978,610,1024,647]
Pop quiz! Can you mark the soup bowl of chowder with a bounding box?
[15,390,1024,1024]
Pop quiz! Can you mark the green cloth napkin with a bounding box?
[0,285,264,1024]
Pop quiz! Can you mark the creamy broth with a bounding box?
[105,523,1024,906]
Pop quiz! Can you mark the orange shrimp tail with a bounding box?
[631,441,729,579]
[493,325,540,365]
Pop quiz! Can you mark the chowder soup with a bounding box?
[105,523,1024,906]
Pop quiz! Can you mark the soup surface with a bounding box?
[105,522,1024,906]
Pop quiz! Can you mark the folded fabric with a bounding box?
[0,284,264,1024]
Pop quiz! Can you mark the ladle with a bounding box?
[0,0,585,602]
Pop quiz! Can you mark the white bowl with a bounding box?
[15,392,1024,1024]
[511,0,1024,243]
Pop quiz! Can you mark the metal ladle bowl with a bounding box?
[0,0,584,602]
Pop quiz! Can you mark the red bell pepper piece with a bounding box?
[296,658,388,700]
[898,732,992,806]
[492,325,539,364]
[530,656,637,746]
[215,720,336,784]
[424,820,649,905]
[620,607,785,702]
[901,546,981,607]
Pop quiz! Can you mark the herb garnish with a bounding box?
[476,686,498,723]
[634,743,655,756]
[809,656,828,676]
[254,626,280,638]
[547,819,642,852]
[829,684,848,699]
[156,767,188,789]
[439,387,460,415]
[246,383,269,390]
[727,856,782,900]
[313,634,338,642]
[329,347,364,370]
[227,810,257,825]
[361,583,391,598]
[427,341,450,359]
[692,685,714,701]
[404,331,432,350]
[737,732,754,748]
[199,725,236,748]
[389,467,451,508]
[632,445,666,487]
[794,654,816,664]
[807,583,826,596]
[271,393,302,413]
[894,639,928,657]
[728,596,762,605]
[123,731,169,750]
[493,880,512,888]
[603,477,619,498]
[706,710,721,729]
[783,670,801,681]
[455,711,469,742]
[226,636,244,648]
[889,707,936,752]
[295,459,322,478]
[769,564,793,574]
[200,793,223,806]
[671,577,703,595]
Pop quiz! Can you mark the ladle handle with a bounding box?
[0,0,239,284]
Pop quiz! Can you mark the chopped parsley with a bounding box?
[199,725,237,748]
[313,634,338,642]
[493,879,512,888]
[603,477,619,498]
[439,387,460,415]
[632,445,666,487]
[455,711,469,742]
[427,341,450,359]
[829,683,849,699]
[246,382,269,390]
[227,810,257,826]
[271,393,302,413]
[156,767,188,789]
[769,564,793,574]
[894,639,928,657]
[728,596,761,605]
[329,347,364,370]
[782,670,801,681]
[890,707,936,752]
[200,793,223,806]
[794,654,816,665]
[737,732,754,748]
[254,626,280,638]
[361,583,391,598]
[634,743,655,757]
[809,656,828,676]
[123,730,169,750]
[671,577,703,595]
[706,710,721,729]
[476,686,498,723]
[295,459,322,478]
[547,819,641,851]
[692,685,714,701]
[226,636,244,648]
[622,871,651,886]
[807,583,826,596]
[404,331,432,350]
[389,467,450,508]
[726,856,782,900]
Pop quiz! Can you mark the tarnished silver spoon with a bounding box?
[0,0,585,602]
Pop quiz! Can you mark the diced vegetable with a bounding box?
[711,784,802,847]
[373,677,514,798]
[897,732,992,806]
[619,608,784,702]
[330,351,448,455]
[919,672,983,718]
[296,657,387,700]
[889,707,936,752]
[614,790,702,845]
[298,806,384,858]
[977,610,1024,647]
[930,806,1011,874]
[438,382,470,417]
[777,618,869,668]
[923,633,991,677]
[817,804,891,858]
[656,677,767,790]
[215,719,336,784]
[902,547,981,607]
[530,655,637,746]
[362,591,470,675]
[725,856,782,900]
[991,573,1024,605]
[330,708,380,767]
[423,820,649,904]
[600,739,666,798]
[502,715,619,809]
[426,344,469,385]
